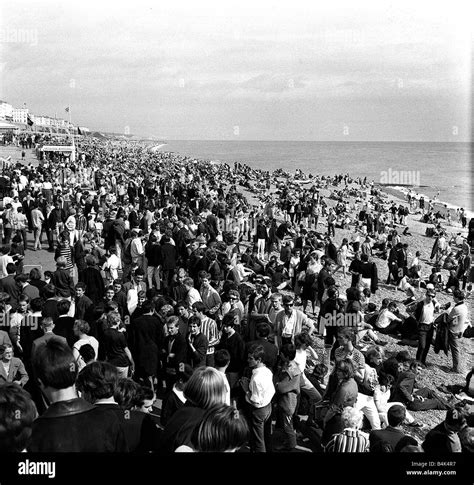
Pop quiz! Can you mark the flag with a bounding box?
[65,107,70,113]
[77,127,82,135]
[27,114,34,126]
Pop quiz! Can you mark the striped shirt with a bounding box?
[199,316,220,354]
[325,428,369,452]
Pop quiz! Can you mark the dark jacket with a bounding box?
[433,313,449,356]
[82,267,106,304]
[186,332,208,368]
[369,426,407,451]
[53,316,76,347]
[163,332,187,372]
[390,370,415,404]
[160,243,177,271]
[0,274,20,309]
[159,402,206,452]
[52,269,75,298]
[422,422,461,453]
[94,403,160,452]
[129,314,164,376]
[29,397,129,452]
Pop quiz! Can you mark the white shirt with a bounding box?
[247,365,275,408]
[376,309,400,329]
[420,301,435,324]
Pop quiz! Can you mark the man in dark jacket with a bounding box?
[245,322,278,373]
[369,404,408,451]
[162,317,186,391]
[129,300,164,391]
[0,263,20,309]
[422,408,466,453]
[29,338,128,452]
[186,317,208,369]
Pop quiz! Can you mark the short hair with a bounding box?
[57,299,71,315]
[256,322,270,338]
[214,349,231,368]
[0,384,38,452]
[78,344,95,364]
[141,300,154,314]
[394,435,419,452]
[140,386,155,403]
[183,367,228,409]
[183,277,194,287]
[6,263,16,275]
[114,378,143,410]
[361,253,369,262]
[294,332,312,348]
[453,288,465,301]
[29,268,42,281]
[198,271,211,280]
[228,289,240,299]
[192,301,206,313]
[75,282,86,291]
[280,343,296,362]
[106,312,122,328]
[247,344,265,363]
[41,317,54,329]
[56,256,67,268]
[335,358,355,381]
[166,315,180,328]
[190,404,249,452]
[134,268,145,277]
[188,316,202,327]
[29,297,43,313]
[15,273,29,284]
[85,254,97,266]
[387,404,406,427]
[74,319,90,335]
[346,286,360,301]
[42,284,56,299]
[32,338,78,389]
[341,406,363,429]
[76,361,118,403]
[270,292,282,301]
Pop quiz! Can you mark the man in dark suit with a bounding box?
[41,284,60,321]
[54,299,76,347]
[31,317,68,359]
[245,322,278,373]
[0,263,21,310]
[186,317,208,369]
[128,300,164,391]
[369,404,408,452]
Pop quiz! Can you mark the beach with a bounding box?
[2,139,472,443]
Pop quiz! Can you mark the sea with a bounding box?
[155,140,473,214]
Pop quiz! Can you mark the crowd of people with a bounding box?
[0,135,472,453]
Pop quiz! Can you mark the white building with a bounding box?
[13,107,29,124]
[0,101,13,121]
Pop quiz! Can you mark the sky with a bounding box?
[0,0,472,141]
